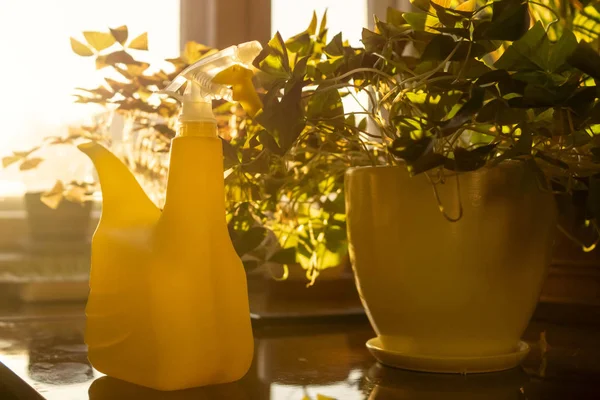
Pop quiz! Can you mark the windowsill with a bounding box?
[0,196,100,250]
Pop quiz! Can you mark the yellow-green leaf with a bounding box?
[41,192,63,209]
[307,11,318,35]
[183,41,214,64]
[319,9,328,35]
[128,32,148,50]
[455,0,476,12]
[105,50,137,65]
[70,37,94,56]
[2,155,21,168]
[136,88,152,101]
[104,78,125,91]
[316,395,337,400]
[110,25,128,45]
[83,31,116,51]
[19,157,44,171]
[13,147,38,158]
[41,180,65,209]
[126,62,150,77]
[433,0,451,7]
[165,57,186,69]
[95,54,108,69]
[64,185,87,204]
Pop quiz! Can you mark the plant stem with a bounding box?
[317,67,396,85]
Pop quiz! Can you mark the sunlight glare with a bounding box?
[0,0,179,193]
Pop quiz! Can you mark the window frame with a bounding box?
[179,0,409,47]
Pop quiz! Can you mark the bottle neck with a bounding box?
[178,121,217,137]
[162,134,226,229]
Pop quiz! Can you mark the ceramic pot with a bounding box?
[345,163,557,372]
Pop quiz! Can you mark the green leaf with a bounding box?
[566,86,597,116]
[153,124,176,138]
[2,155,21,168]
[269,247,297,265]
[324,225,347,252]
[389,136,432,162]
[233,227,267,256]
[480,0,529,41]
[254,79,304,151]
[319,9,328,35]
[450,144,497,172]
[105,50,137,65]
[476,99,527,124]
[293,55,309,78]
[242,260,259,271]
[494,22,548,71]
[430,2,464,27]
[421,35,455,60]
[567,40,600,80]
[476,69,511,86]
[128,32,148,50]
[439,87,485,135]
[240,150,270,174]
[361,28,386,53]
[460,59,491,78]
[521,84,558,107]
[431,26,470,39]
[83,31,116,51]
[410,0,431,12]
[358,117,367,131]
[95,54,108,69]
[573,3,600,41]
[387,7,406,27]
[548,30,578,72]
[491,127,532,165]
[411,152,447,175]
[258,130,283,155]
[19,157,44,171]
[253,32,291,78]
[307,85,344,127]
[40,180,64,209]
[286,32,311,53]
[126,62,150,77]
[403,12,428,31]
[110,25,128,45]
[324,32,344,57]
[70,37,94,56]
[221,137,239,163]
[307,11,318,35]
[421,35,486,61]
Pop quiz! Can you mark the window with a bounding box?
[272,0,368,46]
[0,0,398,221]
[0,0,180,196]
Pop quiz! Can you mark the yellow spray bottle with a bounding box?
[78,41,263,391]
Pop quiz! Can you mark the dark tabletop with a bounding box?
[1,301,600,400]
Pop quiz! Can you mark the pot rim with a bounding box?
[346,160,526,177]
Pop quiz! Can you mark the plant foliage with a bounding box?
[8,2,600,280]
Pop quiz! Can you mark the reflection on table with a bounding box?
[1,304,600,399]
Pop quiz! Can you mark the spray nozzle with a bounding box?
[160,41,263,125]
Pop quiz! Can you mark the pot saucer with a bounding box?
[366,337,530,374]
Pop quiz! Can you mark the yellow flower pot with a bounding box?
[345,163,557,373]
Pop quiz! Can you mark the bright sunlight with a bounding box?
[0,0,179,194]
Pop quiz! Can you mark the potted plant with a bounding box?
[337,0,600,372]
[12,1,600,366]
